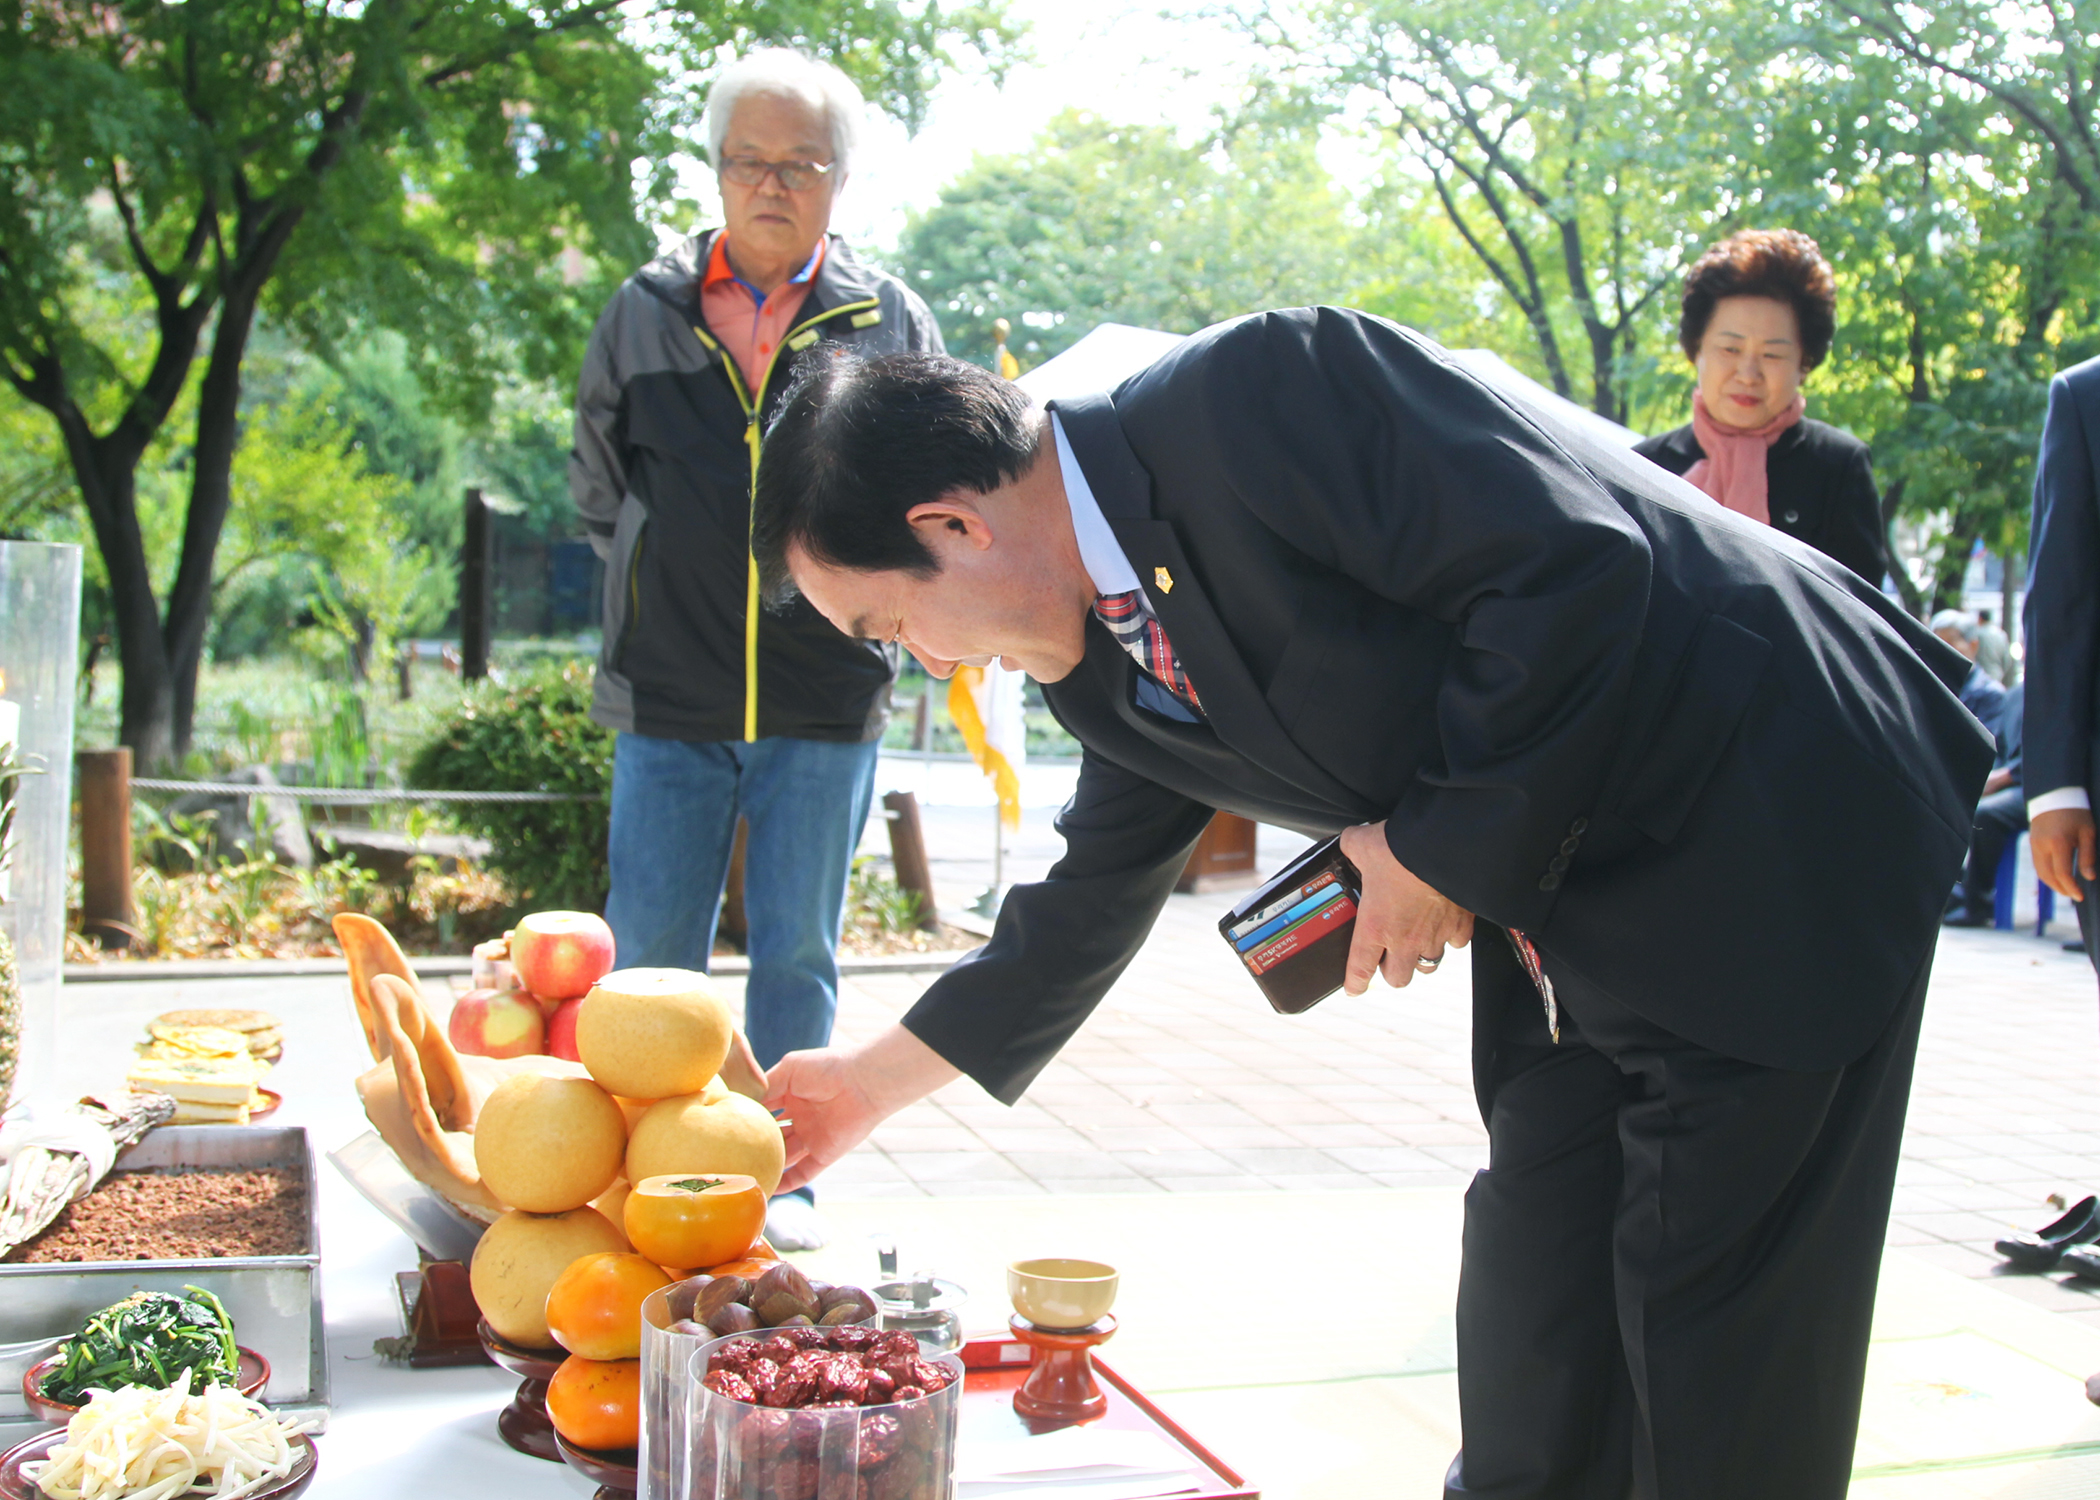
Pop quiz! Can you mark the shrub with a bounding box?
[407,664,613,911]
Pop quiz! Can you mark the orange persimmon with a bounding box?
[546,1355,641,1451]
[623,1173,765,1271]
[545,1252,671,1361]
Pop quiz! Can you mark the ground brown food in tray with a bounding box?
[4,1166,307,1263]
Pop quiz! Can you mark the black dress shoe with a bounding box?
[2068,939,2090,954]
[1998,1196,2100,1269]
[2062,1244,2100,1283]
[1942,907,1994,928]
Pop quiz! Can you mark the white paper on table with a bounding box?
[956,1426,1212,1498]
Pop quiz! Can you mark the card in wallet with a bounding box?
[1218,836,1362,1015]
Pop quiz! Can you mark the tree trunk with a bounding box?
[165,203,305,759]
[1929,515,1983,614]
[164,286,267,760]
[45,399,180,768]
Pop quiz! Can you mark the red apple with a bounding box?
[546,996,585,1062]
[446,986,546,1059]
[510,911,616,1003]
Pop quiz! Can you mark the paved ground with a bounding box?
[35,815,2100,1495]
[801,881,2100,1335]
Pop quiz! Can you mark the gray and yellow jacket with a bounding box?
[571,229,943,742]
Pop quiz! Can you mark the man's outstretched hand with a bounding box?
[2032,806,2098,903]
[763,1024,962,1194]
[1338,821,1475,996]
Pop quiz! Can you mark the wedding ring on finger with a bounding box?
[1414,954,1441,973]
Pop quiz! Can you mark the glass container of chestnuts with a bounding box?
[639,1265,882,1500]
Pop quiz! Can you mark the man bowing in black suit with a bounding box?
[754,308,1992,1499]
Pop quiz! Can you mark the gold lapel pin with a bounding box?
[1154,566,1174,594]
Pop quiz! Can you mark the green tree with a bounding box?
[1711,12,2100,608]
[1247,0,1749,423]
[894,106,1387,369]
[0,0,1004,768]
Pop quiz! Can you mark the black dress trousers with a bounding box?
[1445,931,1931,1500]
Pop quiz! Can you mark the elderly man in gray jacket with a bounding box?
[570,47,942,1248]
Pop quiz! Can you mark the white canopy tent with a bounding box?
[1012,320,1643,449]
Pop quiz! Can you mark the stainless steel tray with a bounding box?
[0,1126,327,1432]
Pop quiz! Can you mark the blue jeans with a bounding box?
[605,732,879,1073]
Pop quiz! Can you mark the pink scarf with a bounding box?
[1682,391,1806,526]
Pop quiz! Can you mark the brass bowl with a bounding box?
[1006,1258,1118,1332]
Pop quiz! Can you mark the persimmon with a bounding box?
[623,1173,766,1270]
[545,1252,671,1360]
[703,1255,774,1279]
[546,1355,641,1452]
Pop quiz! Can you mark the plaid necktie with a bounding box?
[1094,589,1203,713]
[1505,929,1559,1043]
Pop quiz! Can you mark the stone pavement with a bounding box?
[811,888,2100,1324]
[36,807,2100,1495]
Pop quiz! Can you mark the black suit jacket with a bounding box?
[903,310,1991,1102]
[1634,418,1887,585]
[2022,356,2100,804]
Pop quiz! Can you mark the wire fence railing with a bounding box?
[128,778,599,804]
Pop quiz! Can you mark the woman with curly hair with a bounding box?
[1636,228,1887,583]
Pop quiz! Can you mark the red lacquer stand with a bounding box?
[1010,1313,1116,1423]
[958,1334,1256,1498]
[476,1321,565,1463]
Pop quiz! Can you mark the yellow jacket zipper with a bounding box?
[690,294,880,741]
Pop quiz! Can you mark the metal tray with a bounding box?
[0,1126,327,1436]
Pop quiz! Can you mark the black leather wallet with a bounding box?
[1218,837,1362,1015]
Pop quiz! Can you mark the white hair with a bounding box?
[1930,609,1979,641]
[705,49,865,177]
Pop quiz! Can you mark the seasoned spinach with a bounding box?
[40,1288,239,1405]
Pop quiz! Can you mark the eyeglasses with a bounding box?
[718,156,835,193]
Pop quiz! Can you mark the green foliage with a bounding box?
[406,664,613,911]
[1219,0,2100,600]
[0,0,1010,763]
[896,105,1388,369]
[847,855,928,934]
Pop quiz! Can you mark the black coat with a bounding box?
[2023,356,2100,803]
[1634,418,1887,585]
[572,232,943,743]
[902,309,1991,1101]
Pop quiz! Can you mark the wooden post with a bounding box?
[1176,811,1260,894]
[77,747,135,951]
[460,487,492,681]
[882,791,940,929]
[395,646,414,702]
[717,817,749,953]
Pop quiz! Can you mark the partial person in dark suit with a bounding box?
[1945,683,2026,926]
[2024,354,2100,973]
[1636,229,1887,583]
[751,309,1993,1499]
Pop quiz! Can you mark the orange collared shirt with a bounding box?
[700,233,825,394]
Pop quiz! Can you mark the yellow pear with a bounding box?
[473,1072,626,1213]
[625,1089,786,1197]
[469,1206,628,1348]
[576,969,733,1100]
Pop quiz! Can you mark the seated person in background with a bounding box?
[1945,683,2026,927]
[1975,607,2017,685]
[1934,609,2009,737]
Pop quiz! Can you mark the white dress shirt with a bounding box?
[1051,412,1142,598]
[2029,786,2091,818]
